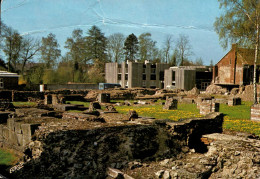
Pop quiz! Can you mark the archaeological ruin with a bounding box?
[0,86,259,179]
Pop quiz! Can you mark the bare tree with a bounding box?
[107,33,125,63]
[175,34,193,66]
[163,35,173,63]
[20,36,41,75]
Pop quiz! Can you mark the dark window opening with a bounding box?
[118,74,121,80]
[150,74,156,80]
[159,71,164,81]
[172,71,175,81]
[143,74,146,80]
[125,74,128,80]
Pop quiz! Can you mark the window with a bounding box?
[172,71,176,81]
[118,74,121,80]
[142,74,146,80]
[151,68,156,74]
[0,78,3,88]
[159,71,164,81]
[150,74,156,80]
[125,74,128,80]
[142,68,146,73]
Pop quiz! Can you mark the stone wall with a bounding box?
[10,113,223,178]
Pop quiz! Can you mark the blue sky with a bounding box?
[1,0,228,65]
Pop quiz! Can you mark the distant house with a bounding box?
[213,44,259,86]
[164,66,212,91]
[105,61,169,89]
[0,71,19,90]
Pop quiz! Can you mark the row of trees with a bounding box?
[0,22,204,85]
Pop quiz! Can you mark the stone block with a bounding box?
[21,123,41,137]
[44,94,52,105]
[2,126,9,140]
[163,97,178,110]
[97,93,110,103]
[16,133,23,146]
[14,122,22,134]
[23,134,32,146]
[7,118,15,131]
[8,130,18,145]
[52,94,59,105]
[200,100,219,115]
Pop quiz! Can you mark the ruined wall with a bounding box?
[42,84,98,91]
[11,113,223,178]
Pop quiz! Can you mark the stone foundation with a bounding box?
[199,100,219,115]
[228,97,241,106]
[97,93,110,103]
[9,113,223,178]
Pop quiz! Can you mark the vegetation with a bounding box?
[12,101,37,107]
[0,148,18,166]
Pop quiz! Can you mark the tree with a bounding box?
[40,33,61,69]
[214,0,260,104]
[210,59,214,67]
[163,35,173,63]
[194,57,204,66]
[175,34,193,66]
[20,36,41,76]
[124,33,139,61]
[2,27,22,72]
[86,25,107,64]
[65,29,88,82]
[170,48,179,66]
[138,32,158,62]
[107,33,125,63]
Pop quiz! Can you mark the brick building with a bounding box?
[105,61,169,88]
[213,44,258,86]
[0,71,19,90]
[164,66,212,91]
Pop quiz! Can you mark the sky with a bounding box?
[1,0,229,65]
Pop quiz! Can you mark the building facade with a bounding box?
[105,61,170,88]
[0,71,19,90]
[213,44,259,86]
[164,66,212,91]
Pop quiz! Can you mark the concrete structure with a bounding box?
[0,71,19,90]
[164,66,212,91]
[213,44,259,86]
[105,61,169,89]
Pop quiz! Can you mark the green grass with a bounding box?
[219,101,260,136]
[66,101,90,107]
[115,102,203,121]
[114,100,260,136]
[12,101,37,107]
[0,148,17,166]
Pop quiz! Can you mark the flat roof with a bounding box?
[0,71,20,77]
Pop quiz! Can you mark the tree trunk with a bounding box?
[253,24,259,104]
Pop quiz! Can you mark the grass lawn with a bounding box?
[114,100,260,136]
[0,148,18,166]
[12,101,37,107]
